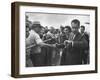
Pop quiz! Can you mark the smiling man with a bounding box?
[61,19,88,65]
[26,21,56,66]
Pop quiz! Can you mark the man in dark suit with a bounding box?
[80,25,89,64]
[61,19,88,65]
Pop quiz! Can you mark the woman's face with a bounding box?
[80,27,85,33]
[64,28,69,34]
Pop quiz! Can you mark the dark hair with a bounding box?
[26,22,31,30]
[65,26,71,32]
[60,26,65,31]
[81,25,85,29]
[71,19,80,26]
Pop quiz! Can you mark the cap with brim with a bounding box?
[31,21,43,29]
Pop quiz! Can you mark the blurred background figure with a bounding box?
[80,25,89,43]
[26,15,32,29]
[80,25,89,64]
[26,22,30,38]
[59,25,65,44]
[26,21,33,67]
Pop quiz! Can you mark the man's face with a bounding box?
[50,27,55,33]
[80,27,85,33]
[71,22,79,34]
[34,27,42,34]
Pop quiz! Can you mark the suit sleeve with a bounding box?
[72,36,88,49]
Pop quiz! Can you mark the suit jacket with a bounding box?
[61,32,88,65]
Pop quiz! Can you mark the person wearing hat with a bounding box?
[26,21,56,66]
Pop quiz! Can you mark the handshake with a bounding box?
[64,40,73,45]
[51,40,73,48]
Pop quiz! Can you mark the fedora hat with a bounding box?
[31,21,43,29]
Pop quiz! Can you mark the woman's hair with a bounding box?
[65,26,72,32]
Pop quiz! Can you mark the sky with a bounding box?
[26,12,90,33]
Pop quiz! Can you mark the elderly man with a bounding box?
[61,19,88,65]
[26,21,55,66]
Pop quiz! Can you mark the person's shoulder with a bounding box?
[30,30,39,38]
[29,30,33,34]
[30,30,37,35]
[84,32,89,35]
[77,32,82,36]
[75,32,82,38]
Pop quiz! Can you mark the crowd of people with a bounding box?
[26,17,89,67]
